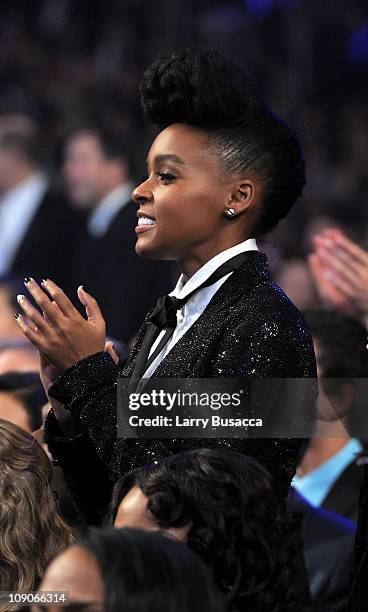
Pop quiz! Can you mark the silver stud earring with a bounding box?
[225,208,235,218]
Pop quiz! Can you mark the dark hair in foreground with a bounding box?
[140,48,305,236]
[0,419,74,591]
[79,527,221,612]
[110,449,305,611]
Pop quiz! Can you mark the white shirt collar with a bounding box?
[88,182,133,237]
[171,238,258,299]
[144,238,258,378]
[0,171,48,208]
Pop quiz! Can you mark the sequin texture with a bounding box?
[46,252,316,502]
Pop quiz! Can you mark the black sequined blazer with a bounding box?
[46,251,316,523]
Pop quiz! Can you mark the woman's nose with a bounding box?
[132,178,153,204]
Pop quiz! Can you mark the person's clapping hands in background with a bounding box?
[309,227,368,326]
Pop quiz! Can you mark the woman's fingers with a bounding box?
[41,278,77,316]
[24,278,63,325]
[16,294,53,335]
[77,285,104,325]
[15,314,45,350]
[13,277,106,372]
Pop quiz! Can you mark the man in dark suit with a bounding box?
[293,310,367,522]
[63,126,175,343]
[288,487,355,609]
[0,129,86,286]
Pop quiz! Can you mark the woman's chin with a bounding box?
[135,239,173,261]
[135,239,161,260]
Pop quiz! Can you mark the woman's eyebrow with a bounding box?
[147,154,186,166]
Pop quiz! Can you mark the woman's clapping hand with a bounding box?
[15,279,106,372]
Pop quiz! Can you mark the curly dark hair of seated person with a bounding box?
[110,449,306,612]
[0,418,75,595]
[78,527,223,612]
[139,47,305,236]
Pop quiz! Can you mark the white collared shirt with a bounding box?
[143,238,258,378]
[0,172,49,275]
[88,183,133,237]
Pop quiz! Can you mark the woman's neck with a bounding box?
[179,236,252,282]
[297,430,350,477]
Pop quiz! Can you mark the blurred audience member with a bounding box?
[0,371,45,431]
[0,419,74,596]
[0,345,40,373]
[309,228,368,325]
[275,259,320,310]
[109,449,308,611]
[0,112,39,139]
[36,528,221,612]
[63,124,175,342]
[293,310,368,521]
[0,124,86,284]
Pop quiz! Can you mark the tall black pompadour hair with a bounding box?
[140,48,306,236]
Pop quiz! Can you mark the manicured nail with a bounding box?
[17,294,25,303]
[24,277,31,284]
[14,313,21,320]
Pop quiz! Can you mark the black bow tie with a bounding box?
[149,294,186,330]
[130,250,255,386]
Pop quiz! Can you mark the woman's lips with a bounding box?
[135,223,156,234]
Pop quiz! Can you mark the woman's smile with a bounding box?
[136,211,157,233]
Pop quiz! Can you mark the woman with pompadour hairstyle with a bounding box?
[15,47,316,520]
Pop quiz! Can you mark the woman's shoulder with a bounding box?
[232,277,312,342]
[213,280,316,378]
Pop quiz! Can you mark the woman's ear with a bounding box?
[228,179,258,215]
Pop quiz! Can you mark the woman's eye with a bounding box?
[157,172,176,184]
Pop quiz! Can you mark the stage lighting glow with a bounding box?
[347,23,368,64]
[245,0,274,19]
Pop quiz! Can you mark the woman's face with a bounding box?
[114,485,191,543]
[33,546,104,612]
[132,123,254,277]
